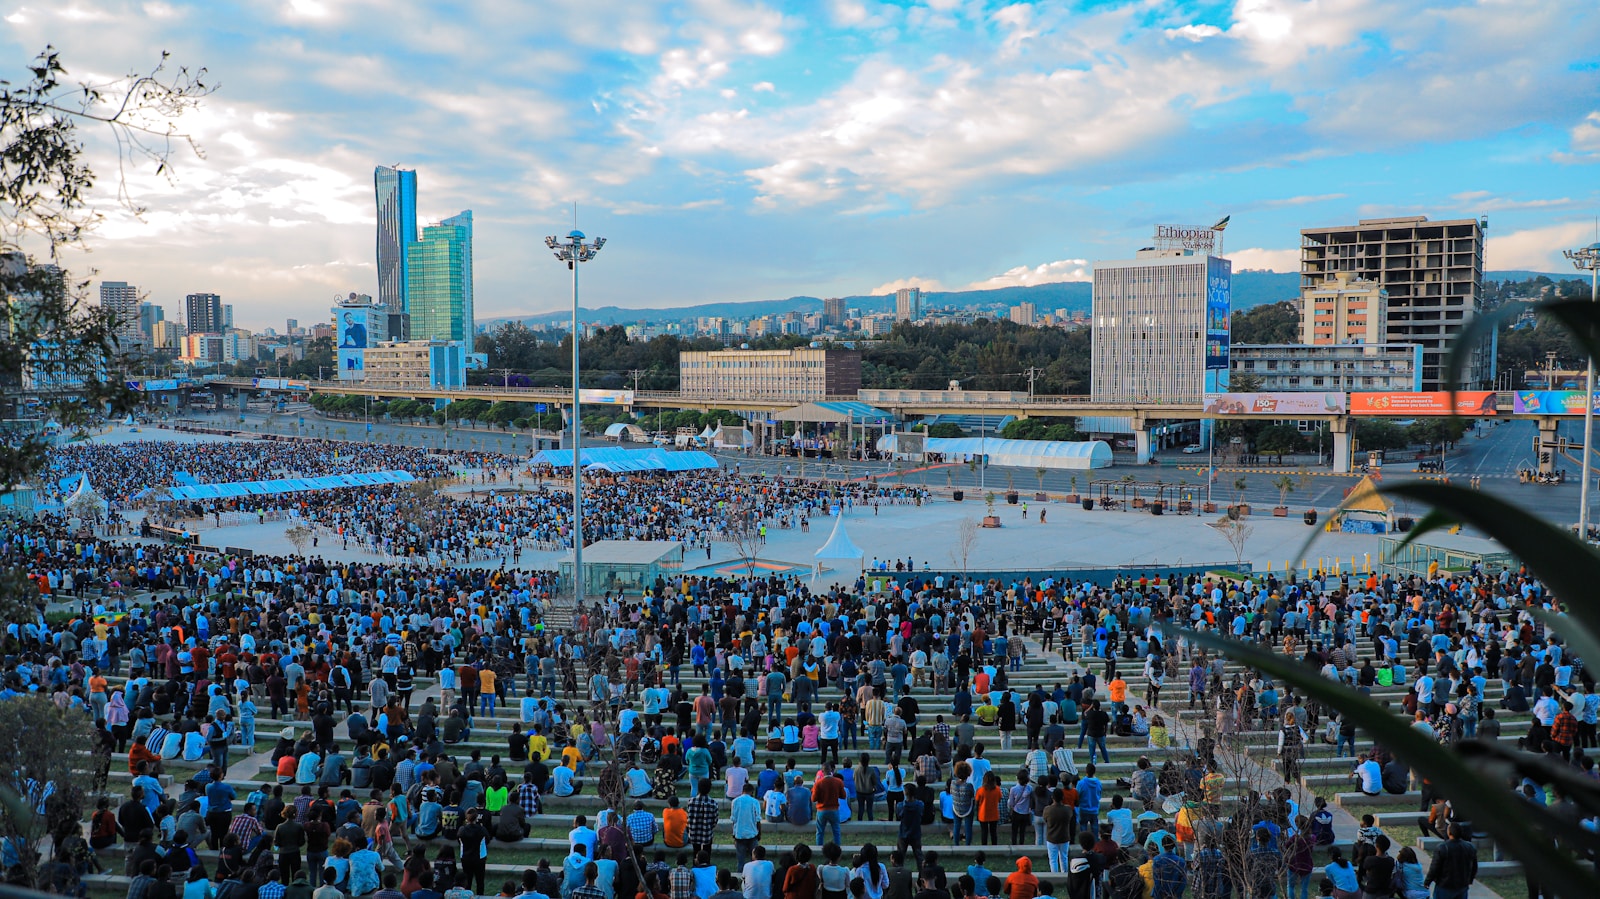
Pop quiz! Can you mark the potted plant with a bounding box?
[1231,475,1251,516]
[1177,479,1192,513]
[1005,471,1019,505]
[1034,466,1049,502]
[1082,495,1095,511]
[1065,474,1080,504]
[947,467,962,501]
[1304,509,1319,526]
[1125,474,1144,509]
[1272,474,1295,517]
[983,492,1002,527]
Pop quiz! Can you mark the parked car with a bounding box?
[1182,444,1205,454]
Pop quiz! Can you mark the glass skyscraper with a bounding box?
[374,166,417,313]
[406,211,474,342]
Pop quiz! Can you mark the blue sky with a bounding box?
[8,0,1600,330]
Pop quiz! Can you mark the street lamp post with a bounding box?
[546,229,606,608]
[1564,241,1600,542]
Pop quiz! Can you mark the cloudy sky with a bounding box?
[9,0,1600,331]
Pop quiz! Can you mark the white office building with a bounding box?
[1091,237,1231,402]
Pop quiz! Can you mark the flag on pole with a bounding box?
[1211,215,1230,231]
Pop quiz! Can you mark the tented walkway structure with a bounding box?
[876,434,1113,470]
[161,470,417,501]
[530,446,720,473]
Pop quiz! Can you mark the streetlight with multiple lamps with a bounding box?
[545,229,606,608]
[1564,241,1600,542]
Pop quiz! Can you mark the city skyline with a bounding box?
[9,0,1600,331]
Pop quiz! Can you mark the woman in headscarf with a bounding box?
[1003,857,1039,899]
[106,691,132,752]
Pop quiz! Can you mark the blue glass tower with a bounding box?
[374,166,417,313]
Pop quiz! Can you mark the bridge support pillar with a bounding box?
[1329,417,1353,474]
[1133,428,1152,465]
[1539,416,1560,475]
[238,393,249,415]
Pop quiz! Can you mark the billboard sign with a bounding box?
[1203,392,1347,415]
[578,389,635,405]
[1205,256,1231,371]
[1350,391,1499,416]
[1512,391,1600,415]
[127,378,183,392]
[334,304,383,381]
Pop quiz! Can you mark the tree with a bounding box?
[1353,418,1409,453]
[1255,425,1302,463]
[1230,301,1300,344]
[951,517,980,577]
[927,422,965,438]
[284,523,312,556]
[1212,514,1253,569]
[0,696,97,887]
[1272,473,1297,510]
[0,50,208,494]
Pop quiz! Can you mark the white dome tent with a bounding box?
[875,434,1112,470]
[812,510,864,584]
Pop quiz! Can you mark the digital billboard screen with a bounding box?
[1205,256,1231,371]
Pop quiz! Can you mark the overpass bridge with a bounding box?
[194,378,1569,474]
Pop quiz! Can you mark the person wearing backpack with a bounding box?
[1149,836,1188,899]
[1106,850,1144,899]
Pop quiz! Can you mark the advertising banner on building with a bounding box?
[1512,391,1600,415]
[578,389,635,405]
[1203,392,1347,415]
[1349,391,1499,416]
[1205,256,1231,371]
[127,378,183,392]
[335,304,381,381]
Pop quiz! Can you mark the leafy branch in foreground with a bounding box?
[1162,624,1600,899]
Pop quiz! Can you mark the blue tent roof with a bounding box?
[815,401,894,422]
[531,446,720,473]
[162,470,416,501]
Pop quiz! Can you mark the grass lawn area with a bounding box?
[1478,874,1526,898]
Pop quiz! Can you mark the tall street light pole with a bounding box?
[546,229,606,608]
[1565,241,1600,542]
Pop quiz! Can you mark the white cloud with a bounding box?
[752,81,775,92]
[1566,111,1600,159]
[871,276,945,295]
[1449,191,1577,213]
[1227,248,1299,271]
[1487,221,1599,272]
[1166,24,1223,41]
[965,258,1089,290]
[1260,193,1345,208]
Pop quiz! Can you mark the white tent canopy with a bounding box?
[64,476,108,517]
[813,512,864,583]
[876,434,1113,470]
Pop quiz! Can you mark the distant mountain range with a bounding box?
[481,270,1571,329]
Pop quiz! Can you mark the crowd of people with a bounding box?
[4,435,1573,899]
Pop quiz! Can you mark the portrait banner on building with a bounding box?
[1203,392,1347,415]
[1349,391,1498,416]
[1205,256,1231,371]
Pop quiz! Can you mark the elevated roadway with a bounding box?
[197,378,1576,474]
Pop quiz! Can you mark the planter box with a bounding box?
[1131,498,1146,509]
[1202,502,1217,513]
[952,490,964,501]
[1178,501,1193,513]
[1233,504,1252,516]
[981,515,1003,528]
[1035,492,1049,502]
[1273,507,1289,517]
[1064,494,1079,503]
[1082,499,1095,511]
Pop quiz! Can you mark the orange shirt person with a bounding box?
[1108,678,1128,704]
